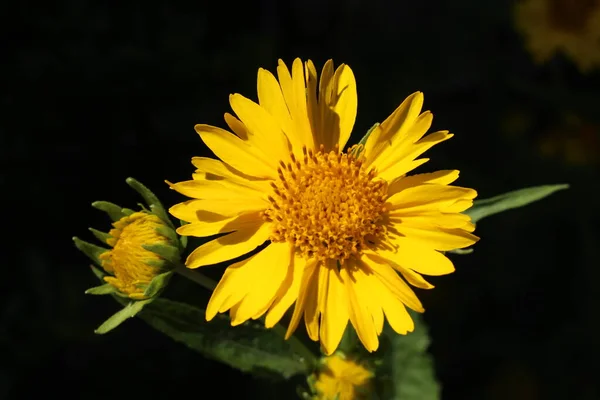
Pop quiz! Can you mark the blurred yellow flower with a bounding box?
[514,0,600,72]
[100,212,172,299]
[311,354,372,400]
[169,58,478,355]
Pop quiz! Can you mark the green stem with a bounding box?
[175,263,317,370]
[174,264,217,291]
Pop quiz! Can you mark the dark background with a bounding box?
[4,0,600,398]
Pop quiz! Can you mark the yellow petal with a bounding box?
[185,222,271,268]
[169,179,266,200]
[376,131,454,181]
[341,261,379,352]
[364,91,424,166]
[176,211,263,238]
[331,64,357,150]
[265,255,306,328]
[229,242,293,325]
[304,264,321,341]
[257,68,303,152]
[195,124,276,179]
[317,60,335,150]
[229,93,290,161]
[387,170,460,196]
[169,197,268,222]
[285,260,318,339]
[388,224,479,251]
[364,259,424,312]
[374,237,456,277]
[389,212,474,230]
[319,263,349,355]
[191,157,268,190]
[276,59,314,149]
[387,184,477,213]
[374,110,433,169]
[360,256,415,334]
[304,60,321,146]
[223,112,248,140]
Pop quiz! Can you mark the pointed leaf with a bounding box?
[142,244,180,265]
[73,237,107,266]
[92,201,126,222]
[126,177,174,228]
[94,299,151,334]
[85,283,117,295]
[143,271,174,298]
[89,228,111,244]
[466,184,569,224]
[90,264,107,280]
[137,298,310,379]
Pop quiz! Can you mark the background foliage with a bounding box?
[4,0,599,398]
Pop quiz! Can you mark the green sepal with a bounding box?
[146,259,168,269]
[466,184,569,224]
[142,243,181,265]
[91,201,126,222]
[155,225,179,246]
[94,299,152,334]
[90,264,107,280]
[179,220,188,249]
[143,270,174,298]
[85,283,117,295]
[88,228,111,244]
[121,207,136,216]
[73,237,107,266]
[126,177,174,229]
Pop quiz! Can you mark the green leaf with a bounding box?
[95,299,151,334]
[379,313,440,400]
[88,228,111,244]
[85,283,117,295]
[143,270,174,298]
[142,243,181,265]
[73,237,107,266]
[90,264,106,280]
[466,184,569,224]
[126,177,174,229]
[138,298,310,379]
[91,201,126,222]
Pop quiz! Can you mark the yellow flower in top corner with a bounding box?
[310,353,373,400]
[514,0,600,72]
[100,212,171,299]
[169,58,478,355]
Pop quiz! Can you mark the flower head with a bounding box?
[310,353,373,400]
[74,178,182,303]
[169,58,478,355]
[100,211,172,299]
[514,0,600,72]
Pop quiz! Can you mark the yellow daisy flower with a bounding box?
[169,58,478,355]
[514,0,600,72]
[311,353,373,400]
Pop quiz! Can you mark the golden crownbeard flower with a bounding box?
[309,353,373,400]
[169,58,478,355]
[99,211,172,299]
[514,0,600,72]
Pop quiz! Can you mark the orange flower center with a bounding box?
[263,144,388,264]
[547,0,598,32]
